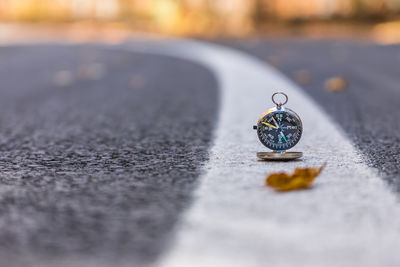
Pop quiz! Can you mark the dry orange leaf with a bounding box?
[324,76,347,92]
[266,164,325,192]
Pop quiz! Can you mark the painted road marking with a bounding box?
[117,39,400,267]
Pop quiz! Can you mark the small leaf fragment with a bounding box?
[325,76,347,92]
[130,74,146,89]
[294,70,312,85]
[265,164,325,191]
[266,55,280,68]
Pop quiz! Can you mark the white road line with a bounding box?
[120,40,400,267]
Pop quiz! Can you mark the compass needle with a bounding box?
[281,132,287,142]
[261,122,278,129]
[272,117,279,128]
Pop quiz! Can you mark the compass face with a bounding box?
[257,108,302,151]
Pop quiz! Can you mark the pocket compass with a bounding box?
[253,92,303,161]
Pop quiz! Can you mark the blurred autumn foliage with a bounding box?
[0,0,400,35]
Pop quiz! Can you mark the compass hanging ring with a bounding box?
[271,92,288,109]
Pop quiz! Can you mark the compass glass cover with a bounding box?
[257,110,302,151]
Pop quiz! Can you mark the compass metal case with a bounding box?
[257,151,303,161]
[253,92,303,160]
[256,107,303,151]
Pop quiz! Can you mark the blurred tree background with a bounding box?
[0,0,399,36]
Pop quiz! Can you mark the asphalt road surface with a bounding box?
[0,44,218,267]
[219,39,400,191]
[0,39,400,267]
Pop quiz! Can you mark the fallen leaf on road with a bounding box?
[78,63,106,81]
[294,70,311,85]
[130,74,146,89]
[325,76,347,92]
[266,55,280,68]
[54,70,74,87]
[266,164,325,191]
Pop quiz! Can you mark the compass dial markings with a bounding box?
[257,109,302,150]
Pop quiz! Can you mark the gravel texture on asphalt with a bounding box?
[219,39,400,192]
[0,44,218,266]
